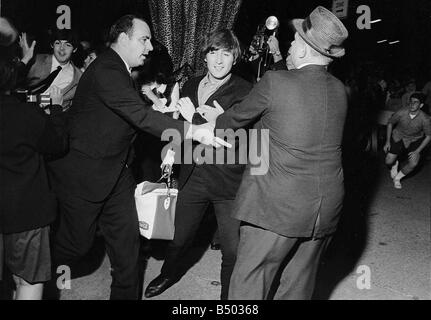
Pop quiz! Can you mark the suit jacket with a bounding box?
[0,95,68,233]
[216,66,348,238]
[48,48,188,201]
[26,54,82,111]
[178,74,252,199]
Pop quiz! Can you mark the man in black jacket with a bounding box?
[145,29,252,300]
[48,15,213,300]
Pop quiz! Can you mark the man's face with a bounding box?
[84,52,97,69]
[123,19,153,68]
[206,48,234,81]
[406,82,416,93]
[52,40,76,65]
[287,32,303,69]
[409,97,423,113]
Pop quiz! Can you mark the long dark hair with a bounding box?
[135,39,174,86]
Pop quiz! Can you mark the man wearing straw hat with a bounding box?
[210,6,349,299]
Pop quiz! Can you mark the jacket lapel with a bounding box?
[204,75,234,108]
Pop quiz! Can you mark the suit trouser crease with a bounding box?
[229,224,331,300]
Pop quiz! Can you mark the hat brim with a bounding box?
[292,18,345,58]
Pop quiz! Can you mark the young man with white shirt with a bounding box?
[144,29,252,300]
[384,92,431,189]
[26,29,82,111]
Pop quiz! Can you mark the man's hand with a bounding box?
[191,122,232,148]
[196,100,224,123]
[267,35,280,53]
[383,141,391,153]
[408,150,420,163]
[176,97,196,122]
[49,85,63,106]
[19,33,36,65]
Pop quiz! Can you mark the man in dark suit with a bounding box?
[25,29,82,112]
[48,14,212,300]
[210,6,349,299]
[144,29,252,300]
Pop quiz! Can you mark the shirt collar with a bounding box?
[113,52,131,74]
[120,56,132,74]
[52,55,71,70]
[297,62,324,69]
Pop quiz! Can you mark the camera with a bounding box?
[243,16,279,61]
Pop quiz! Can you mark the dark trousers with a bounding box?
[160,171,240,300]
[229,224,332,300]
[52,167,140,300]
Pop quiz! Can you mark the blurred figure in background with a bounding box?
[0,17,17,46]
[384,92,431,189]
[401,78,417,109]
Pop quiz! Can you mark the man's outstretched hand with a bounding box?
[176,97,196,122]
[191,122,232,148]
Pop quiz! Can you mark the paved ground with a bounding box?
[1,153,429,300]
[56,154,430,300]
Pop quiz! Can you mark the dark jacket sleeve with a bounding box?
[15,60,32,88]
[94,61,189,138]
[216,73,271,130]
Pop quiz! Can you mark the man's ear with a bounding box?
[118,32,128,45]
[73,48,77,53]
[299,42,308,59]
[419,103,424,109]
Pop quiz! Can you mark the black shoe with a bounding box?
[144,275,177,298]
[210,243,221,250]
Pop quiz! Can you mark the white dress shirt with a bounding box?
[42,55,74,94]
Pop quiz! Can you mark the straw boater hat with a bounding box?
[292,6,348,58]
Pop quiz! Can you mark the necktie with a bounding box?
[28,66,62,94]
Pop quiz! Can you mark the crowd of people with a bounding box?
[0,4,430,301]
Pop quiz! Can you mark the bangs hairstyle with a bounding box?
[51,29,79,48]
[202,29,241,63]
[410,92,425,104]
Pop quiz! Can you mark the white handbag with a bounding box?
[135,152,178,240]
[135,180,178,240]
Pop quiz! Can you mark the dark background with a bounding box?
[2,0,431,84]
